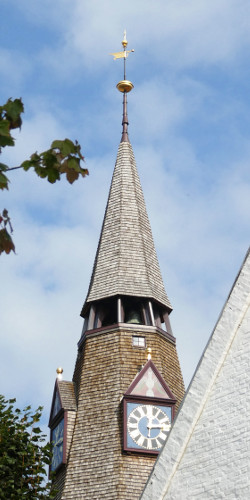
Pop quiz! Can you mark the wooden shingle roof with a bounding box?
[57,381,76,411]
[82,141,172,314]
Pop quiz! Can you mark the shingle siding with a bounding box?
[57,381,77,411]
[82,142,172,313]
[58,326,184,499]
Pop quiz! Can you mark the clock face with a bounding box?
[126,403,171,451]
[51,418,64,471]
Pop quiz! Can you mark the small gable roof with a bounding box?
[125,359,176,401]
[57,380,77,410]
[49,380,76,425]
[141,248,250,499]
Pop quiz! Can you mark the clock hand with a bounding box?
[147,420,171,438]
[147,418,158,438]
[149,423,171,431]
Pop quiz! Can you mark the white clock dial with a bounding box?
[127,404,171,450]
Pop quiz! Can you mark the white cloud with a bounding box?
[9,0,250,78]
[131,80,186,141]
[57,0,250,70]
[133,129,250,384]
[0,49,32,94]
[0,220,90,408]
[3,0,250,85]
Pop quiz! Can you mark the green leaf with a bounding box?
[0,136,15,148]
[41,152,59,172]
[30,152,40,163]
[0,171,9,190]
[0,162,9,172]
[0,121,15,148]
[4,98,24,129]
[21,160,33,171]
[32,427,42,434]
[34,166,47,179]
[0,120,11,137]
[51,139,64,150]
[47,168,60,183]
[67,156,80,171]
[51,138,75,157]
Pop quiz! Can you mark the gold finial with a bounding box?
[122,30,128,48]
[56,367,63,380]
[147,348,152,361]
[116,80,134,92]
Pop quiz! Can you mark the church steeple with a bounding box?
[49,34,184,500]
[81,33,172,333]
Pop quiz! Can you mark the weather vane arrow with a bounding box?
[110,30,134,79]
[110,50,134,60]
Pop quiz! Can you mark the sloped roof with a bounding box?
[141,248,250,499]
[49,380,76,426]
[57,380,76,410]
[82,141,172,314]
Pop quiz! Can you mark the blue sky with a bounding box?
[1,0,250,430]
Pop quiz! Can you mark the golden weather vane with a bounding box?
[110,30,134,93]
[110,30,135,61]
[110,31,134,142]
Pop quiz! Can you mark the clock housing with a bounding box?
[123,359,176,454]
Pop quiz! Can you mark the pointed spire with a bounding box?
[82,141,172,315]
[81,34,172,316]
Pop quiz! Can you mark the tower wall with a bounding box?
[58,326,184,499]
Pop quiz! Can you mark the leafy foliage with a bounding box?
[21,138,87,185]
[0,98,24,191]
[0,98,24,149]
[0,98,88,255]
[0,395,55,499]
